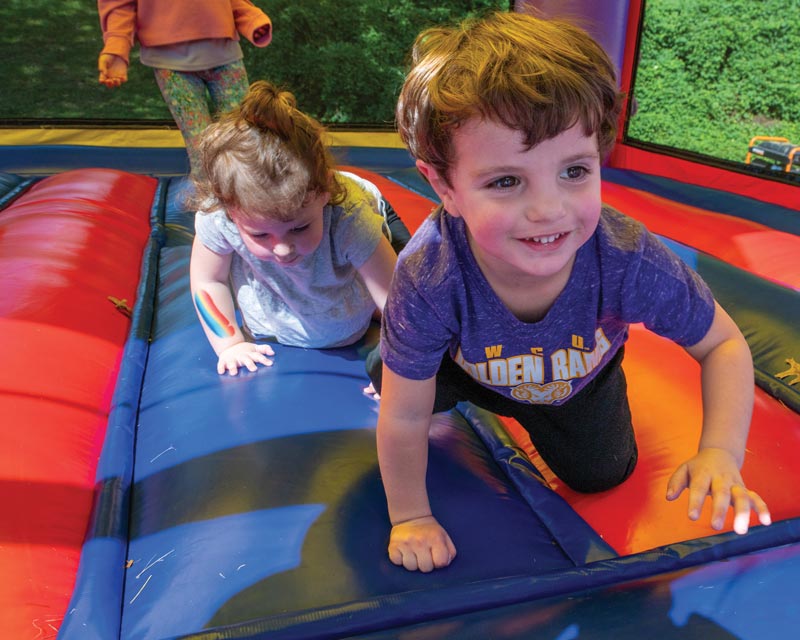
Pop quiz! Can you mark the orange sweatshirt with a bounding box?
[98,0,272,63]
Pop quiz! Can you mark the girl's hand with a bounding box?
[217,342,275,376]
[666,447,771,534]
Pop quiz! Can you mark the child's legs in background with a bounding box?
[153,68,212,176]
[201,59,249,122]
[153,61,248,177]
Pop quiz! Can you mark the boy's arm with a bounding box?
[356,236,397,313]
[668,301,771,533]
[190,236,274,375]
[377,365,457,572]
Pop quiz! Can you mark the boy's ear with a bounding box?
[415,160,457,215]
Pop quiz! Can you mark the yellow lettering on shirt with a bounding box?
[485,344,503,358]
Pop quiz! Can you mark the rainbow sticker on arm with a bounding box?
[195,290,236,338]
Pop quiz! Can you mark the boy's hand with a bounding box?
[217,342,274,376]
[98,53,128,87]
[666,447,771,535]
[388,515,456,572]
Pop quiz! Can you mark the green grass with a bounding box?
[0,0,171,121]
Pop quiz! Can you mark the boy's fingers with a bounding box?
[414,549,435,573]
[747,490,771,527]
[730,485,757,534]
[686,476,711,521]
[401,549,420,572]
[432,542,453,569]
[665,464,688,501]
[388,545,403,566]
[710,484,734,530]
[732,508,751,535]
[447,536,457,559]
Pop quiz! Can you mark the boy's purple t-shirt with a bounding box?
[381,206,715,406]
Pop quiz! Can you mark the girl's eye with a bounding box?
[292,223,310,234]
[489,176,519,189]
[562,165,589,180]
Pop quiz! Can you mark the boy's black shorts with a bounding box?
[366,345,637,494]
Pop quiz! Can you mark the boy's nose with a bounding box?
[525,193,563,222]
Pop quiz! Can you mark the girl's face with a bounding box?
[231,191,329,266]
[418,119,602,290]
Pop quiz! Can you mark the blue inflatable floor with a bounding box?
[121,232,613,639]
[55,172,800,640]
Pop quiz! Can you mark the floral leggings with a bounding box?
[153,60,249,177]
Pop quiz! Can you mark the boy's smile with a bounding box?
[418,119,602,300]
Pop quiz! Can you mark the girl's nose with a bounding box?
[272,241,294,257]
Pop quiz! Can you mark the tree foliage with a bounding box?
[627,0,800,163]
[241,0,509,124]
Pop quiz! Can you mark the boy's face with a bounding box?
[231,191,328,266]
[418,119,602,289]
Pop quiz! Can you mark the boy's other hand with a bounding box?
[98,53,128,87]
[666,447,771,535]
[217,342,275,376]
[388,515,456,572]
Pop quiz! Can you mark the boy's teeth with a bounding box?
[530,233,561,244]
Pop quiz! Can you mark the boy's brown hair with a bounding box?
[396,11,623,184]
[193,81,345,222]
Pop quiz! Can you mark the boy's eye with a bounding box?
[291,223,311,233]
[562,165,589,180]
[489,176,519,189]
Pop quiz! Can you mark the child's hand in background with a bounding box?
[98,54,128,87]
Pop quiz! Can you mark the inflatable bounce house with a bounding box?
[2,1,799,638]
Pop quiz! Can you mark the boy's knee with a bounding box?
[559,447,638,494]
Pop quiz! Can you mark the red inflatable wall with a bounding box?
[0,169,155,638]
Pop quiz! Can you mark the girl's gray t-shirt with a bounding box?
[195,172,385,348]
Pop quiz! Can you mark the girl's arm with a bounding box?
[377,366,456,572]
[668,301,771,533]
[356,235,397,313]
[189,236,274,375]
